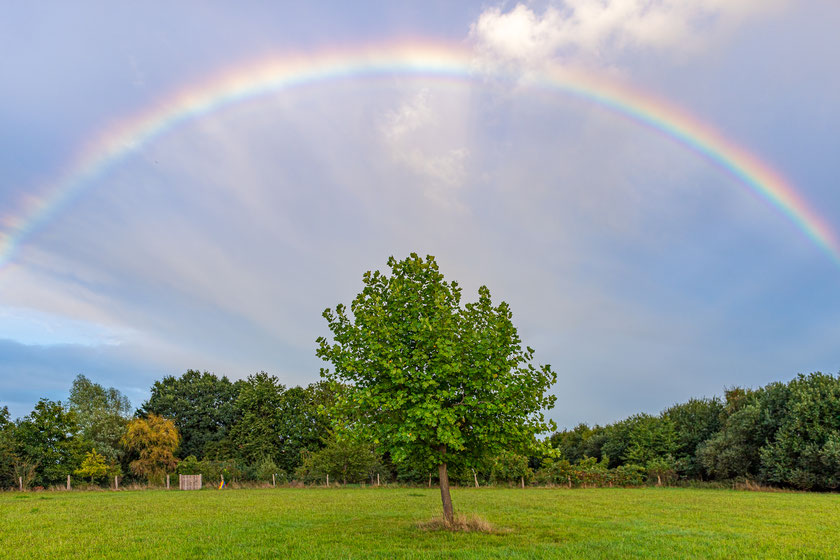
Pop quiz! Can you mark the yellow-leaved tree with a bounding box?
[121,414,180,484]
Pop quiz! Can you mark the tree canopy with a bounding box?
[14,399,86,487]
[68,375,131,465]
[317,253,556,522]
[140,370,244,459]
[121,414,180,483]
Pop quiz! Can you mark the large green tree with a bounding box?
[664,398,724,478]
[549,423,604,464]
[14,399,87,487]
[67,375,131,465]
[140,370,244,459]
[759,372,840,490]
[227,372,286,465]
[621,414,677,468]
[317,254,556,524]
[273,384,331,475]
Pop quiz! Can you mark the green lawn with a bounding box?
[1,486,837,559]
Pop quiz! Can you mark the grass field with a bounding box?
[1,486,838,559]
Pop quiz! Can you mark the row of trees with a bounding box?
[2,255,839,526]
[549,372,840,491]
[5,370,839,492]
[0,375,131,489]
[0,371,333,488]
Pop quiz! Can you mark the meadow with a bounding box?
[1,486,838,559]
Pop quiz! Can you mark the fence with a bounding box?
[179,474,202,490]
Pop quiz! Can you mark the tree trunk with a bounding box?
[472,468,479,488]
[656,474,662,487]
[438,445,454,525]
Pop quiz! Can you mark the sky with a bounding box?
[2,1,840,428]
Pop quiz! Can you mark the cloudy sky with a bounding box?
[2,1,840,428]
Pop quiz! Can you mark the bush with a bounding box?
[534,458,576,486]
[255,457,285,483]
[613,464,645,486]
[490,452,532,486]
[295,437,382,485]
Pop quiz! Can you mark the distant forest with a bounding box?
[2,370,839,491]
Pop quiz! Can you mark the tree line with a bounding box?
[549,372,840,491]
[1,254,838,506]
[2,369,839,492]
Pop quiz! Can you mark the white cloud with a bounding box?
[380,89,471,207]
[470,0,791,67]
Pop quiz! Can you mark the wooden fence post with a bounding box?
[167,474,170,489]
[428,473,432,488]
[115,476,119,490]
[67,474,71,491]
[272,473,276,487]
[521,476,525,489]
[19,476,23,492]
[377,473,380,486]
[326,474,329,487]
[473,469,479,488]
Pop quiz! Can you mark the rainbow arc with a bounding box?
[1,41,837,269]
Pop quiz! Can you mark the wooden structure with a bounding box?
[179,474,202,490]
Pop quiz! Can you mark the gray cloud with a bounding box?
[2,2,839,429]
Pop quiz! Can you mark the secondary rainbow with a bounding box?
[2,41,837,270]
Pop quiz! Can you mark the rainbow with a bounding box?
[1,41,838,270]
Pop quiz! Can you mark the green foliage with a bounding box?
[490,452,531,485]
[175,455,202,475]
[622,414,677,467]
[255,456,283,483]
[174,454,243,483]
[68,375,131,466]
[598,414,676,470]
[575,456,611,487]
[14,399,87,487]
[317,253,556,476]
[645,455,677,486]
[227,372,286,465]
[758,372,840,490]
[664,398,724,478]
[295,436,382,485]
[612,464,646,486]
[0,406,16,488]
[697,403,763,480]
[534,458,575,486]
[75,449,112,483]
[392,454,437,484]
[272,384,331,475]
[533,456,645,488]
[140,370,244,460]
[12,458,38,490]
[549,423,604,464]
